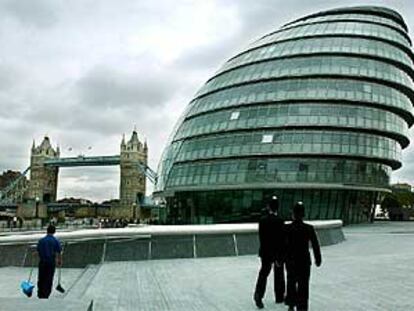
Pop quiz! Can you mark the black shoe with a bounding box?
[253,295,264,309]
[288,307,295,311]
[255,299,264,309]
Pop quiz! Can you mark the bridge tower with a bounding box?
[119,130,147,219]
[28,136,60,207]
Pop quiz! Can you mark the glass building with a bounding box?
[155,6,414,224]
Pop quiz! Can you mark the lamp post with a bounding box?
[132,203,137,221]
[35,196,40,219]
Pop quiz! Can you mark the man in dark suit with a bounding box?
[285,202,322,311]
[254,196,286,309]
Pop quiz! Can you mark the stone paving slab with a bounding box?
[1,222,414,310]
[84,222,414,311]
[0,266,83,299]
[0,298,92,311]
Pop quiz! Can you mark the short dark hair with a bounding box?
[293,201,305,219]
[47,225,56,234]
[268,196,279,212]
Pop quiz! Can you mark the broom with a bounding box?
[21,265,35,297]
[55,267,65,293]
[20,246,35,297]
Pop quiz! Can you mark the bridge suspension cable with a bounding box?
[137,162,158,185]
[0,166,31,204]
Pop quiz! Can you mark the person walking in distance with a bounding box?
[36,225,62,298]
[285,202,322,311]
[254,196,286,309]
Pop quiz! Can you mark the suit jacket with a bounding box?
[258,213,285,261]
[285,220,321,267]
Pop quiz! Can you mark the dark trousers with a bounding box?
[254,258,285,301]
[37,261,56,299]
[285,263,311,310]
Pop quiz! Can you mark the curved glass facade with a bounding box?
[188,79,414,119]
[156,6,414,224]
[251,21,411,48]
[198,56,414,97]
[219,37,414,74]
[167,159,391,189]
[175,104,410,145]
[174,130,402,165]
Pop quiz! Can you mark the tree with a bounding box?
[381,191,414,220]
[381,194,400,215]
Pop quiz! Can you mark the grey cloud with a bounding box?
[393,167,414,184]
[174,44,238,82]
[58,166,120,201]
[393,138,414,182]
[0,64,21,91]
[0,65,28,119]
[0,97,25,119]
[11,65,175,138]
[0,137,31,171]
[229,0,414,43]
[174,0,317,80]
[76,65,180,110]
[2,0,60,29]
[1,0,414,201]
[59,166,119,178]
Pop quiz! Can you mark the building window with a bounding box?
[363,84,372,93]
[230,111,240,120]
[261,134,273,143]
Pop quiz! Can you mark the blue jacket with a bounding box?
[37,234,62,265]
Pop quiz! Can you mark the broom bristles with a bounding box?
[56,283,65,293]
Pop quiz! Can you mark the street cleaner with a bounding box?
[36,225,62,298]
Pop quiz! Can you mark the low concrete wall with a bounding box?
[0,221,345,268]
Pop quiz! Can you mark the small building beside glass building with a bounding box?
[155,6,414,224]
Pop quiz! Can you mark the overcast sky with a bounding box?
[0,0,413,201]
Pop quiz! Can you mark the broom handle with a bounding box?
[58,244,65,283]
[28,245,35,282]
[28,266,34,282]
[21,247,28,268]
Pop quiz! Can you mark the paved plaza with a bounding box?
[1,222,414,310]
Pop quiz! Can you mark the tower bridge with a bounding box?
[0,130,157,219]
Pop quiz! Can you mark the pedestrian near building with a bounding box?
[285,202,322,311]
[254,196,286,309]
[36,225,62,298]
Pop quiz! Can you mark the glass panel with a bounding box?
[230,111,240,120]
[197,56,413,97]
[261,134,274,143]
[217,37,413,75]
[166,157,391,189]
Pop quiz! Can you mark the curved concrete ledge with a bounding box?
[0,220,345,268]
[0,220,343,244]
